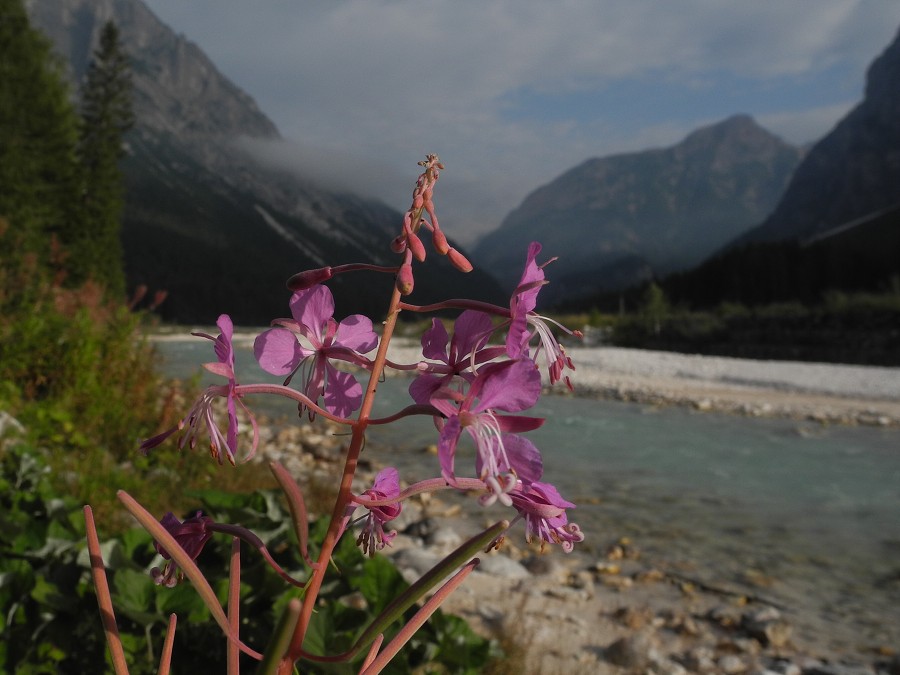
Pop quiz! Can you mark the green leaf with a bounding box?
[352,554,408,616]
[155,581,210,622]
[112,567,154,615]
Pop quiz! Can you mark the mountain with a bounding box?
[649,25,900,312]
[472,115,802,304]
[26,0,502,324]
[737,26,900,245]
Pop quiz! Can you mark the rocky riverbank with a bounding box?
[189,334,900,673]
[256,416,900,675]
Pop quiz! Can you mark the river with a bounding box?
[152,334,900,653]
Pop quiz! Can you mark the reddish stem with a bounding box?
[158,614,177,675]
[227,538,241,675]
[278,284,406,673]
[83,506,130,675]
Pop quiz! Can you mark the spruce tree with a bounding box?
[76,19,134,298]
[0,0,83,273]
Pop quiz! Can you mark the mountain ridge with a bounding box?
[27,0,503,324]
[472,114,802,303]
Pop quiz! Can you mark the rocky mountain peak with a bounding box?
[472,115,801,300]
[678,114,791,167]
[26,0,279,140]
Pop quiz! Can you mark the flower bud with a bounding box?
[447,247,473,273]
[287,266,333,291]
[396,262,414,295]
[431,226,449,255]
[408,231,426,262]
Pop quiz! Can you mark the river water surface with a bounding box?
[153,335,900,654]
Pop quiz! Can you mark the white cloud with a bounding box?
[141,0,900,239]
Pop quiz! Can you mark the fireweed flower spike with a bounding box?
[139,314,258,465]
[352,467,403,557]
[509,481,584,553]
[151,511,214,587]
[507,241,580,390]
[90,158,585,672]
[430,359,545,504]
[254,284,378,419]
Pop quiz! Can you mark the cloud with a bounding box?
[758,102,859,146]
[141,0,900,239]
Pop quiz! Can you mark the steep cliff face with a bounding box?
[739,27,900,244]
[26,0,278,139]
[27,0,502,323]
[473,115,801,301]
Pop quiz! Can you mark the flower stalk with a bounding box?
[86,155,584,673]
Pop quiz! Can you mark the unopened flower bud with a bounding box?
[287,266,334,291]
[408,231,426,262]
[431,227,449,255]
[396,262,414,295]
[447,247,473,273]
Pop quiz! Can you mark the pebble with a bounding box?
[678,646,717,673]
[476,554,530,579]
[425,526,462,550]
[742,606,793,647]
[604,631,658,670]
[521,554,569,581]
[718,654,748,673]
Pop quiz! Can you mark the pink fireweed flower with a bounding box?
[139,314,258,465]
[151,511,215,587]
[408,310,505,406]
[353,467,403,557]
[509,481,584,553]
[254,285,377,419]
[507,241,579,390]
[430,359,544,504]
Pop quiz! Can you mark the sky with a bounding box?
[140,0,900,244]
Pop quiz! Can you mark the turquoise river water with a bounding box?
[154,337,900,654]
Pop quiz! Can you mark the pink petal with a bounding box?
[289,285,334,343]
[409,373,443,405]
[335,314,378,353]
[202,361,234,380]
[530,481,576,510]
[421,319,450,362]
[496,415,545,433]
[474,360,541,413]
[372,467,400,496]
[503,434,543,485]
[437,415,462,484]
[254,328,304,376]
[451,310,493,361]
[215,314,234,344]
[507,243,545,357]
[322,363,362,417]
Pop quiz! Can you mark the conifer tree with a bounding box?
[76,19,134,297]
[0,0,83,275]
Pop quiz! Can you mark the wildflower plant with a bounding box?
[84,155,584,674]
